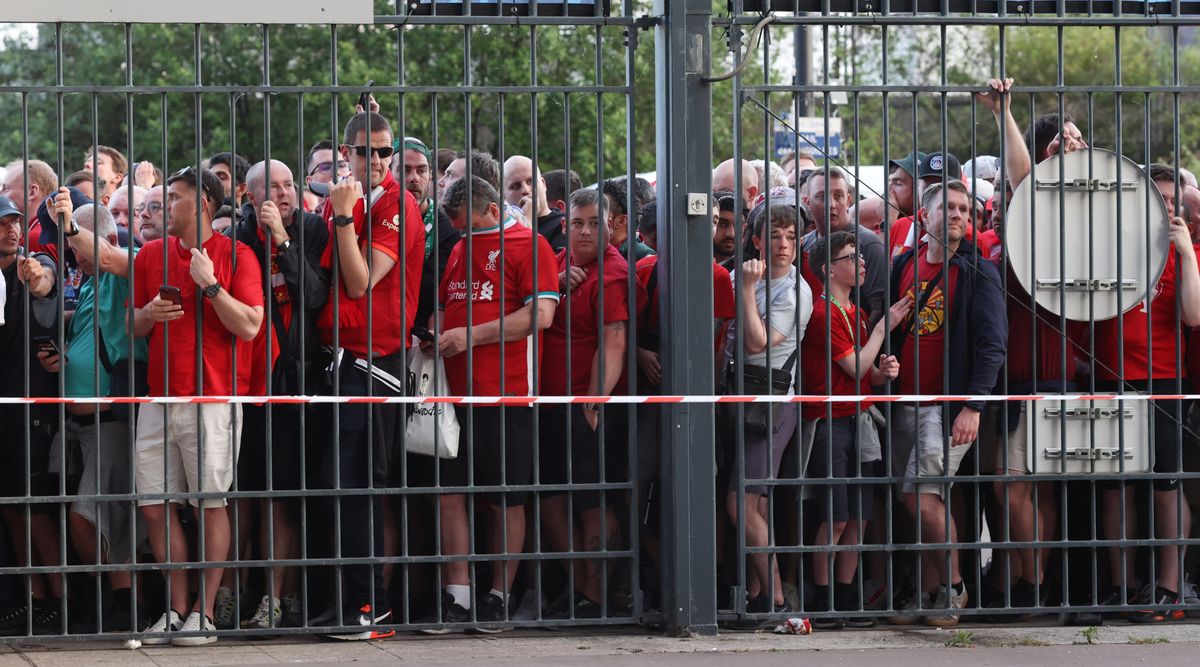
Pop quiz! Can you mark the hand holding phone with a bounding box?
[159,285,182,307]
[32,335,60,357]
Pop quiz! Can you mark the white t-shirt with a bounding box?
[729,265,813,374]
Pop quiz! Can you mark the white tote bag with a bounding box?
[404,348,461,459]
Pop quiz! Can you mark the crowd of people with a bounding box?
[0,78,1198,645]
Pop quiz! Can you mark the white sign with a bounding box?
[773,113,843,160]
[3,1,373,24]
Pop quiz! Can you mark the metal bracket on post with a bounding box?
[654,0,717,637]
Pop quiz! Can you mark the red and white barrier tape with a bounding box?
[0,393,1192,406]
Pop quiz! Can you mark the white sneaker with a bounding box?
[171,611,218,646]
[925,584,968,628]
[782,582,801,613]
[244,595,282,630]
[214,586,236,629]
[141,610,182,645]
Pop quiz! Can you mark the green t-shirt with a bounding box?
[63,255,147,399]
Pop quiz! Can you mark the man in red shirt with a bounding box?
[315,111,425,639]
[131,166,264,645]
[539,187,630,618]
[1088,164,1200,622]
[803,230,909,628]
[420,175,558,633]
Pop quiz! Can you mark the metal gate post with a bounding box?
[654,0,718,636]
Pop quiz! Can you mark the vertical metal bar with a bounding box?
[655,0,717,634]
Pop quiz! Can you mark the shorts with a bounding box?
[49,414,141,564]
[441,406,533,506]
[890,404,973,499]
[978,403,1030,474]
[1096,380,1183,491]
[731,403,798,496]
[135,403,242,509]
[538,405,629,511]
[0,404,58,512]
[805,416,875,523]
[237,404,305,492]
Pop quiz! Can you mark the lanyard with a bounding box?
[824,293,858,343]
[422,198,436,259]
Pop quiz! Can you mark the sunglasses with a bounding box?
[168,166,222,203]
[344,139,400,160]
[309,160,350,176]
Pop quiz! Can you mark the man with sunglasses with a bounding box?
[314,111,425,640]
[303,140,350,213]
[130,166,265,645]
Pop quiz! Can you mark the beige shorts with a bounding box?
[978,404,1030,474]
[135,403,242,509]
[890,405,974,499]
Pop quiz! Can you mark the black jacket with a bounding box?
[235,205,330,394]
[537,209,568,252]
[416,206,461,332]
[1,252,58,397]
[889,241,1008,417]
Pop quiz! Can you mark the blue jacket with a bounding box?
[888,241,1008,417]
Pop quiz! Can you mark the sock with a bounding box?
[951,581,965,596]
[834,582,856,610]
[112,588,133,612]
[813,584,830,609]
[489,588,510,606]
[447,584,471,610]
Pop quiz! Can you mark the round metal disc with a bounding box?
[1005,148,1169,322]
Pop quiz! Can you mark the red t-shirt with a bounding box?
[633,255,737,329]
[1094,252,1186,382]
[542,245,631,396]
[999,258,1078,390]
[439,220,560,396]
[133,234,264,396]
[802,294,872,420]
[317,173,425,358]
[897,247,958,397]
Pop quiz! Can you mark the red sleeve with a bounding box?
[712,263,736,320]
[369,195,402,262]
[133,249,153,308]
[599,271,630,325]
[231,241,265,308]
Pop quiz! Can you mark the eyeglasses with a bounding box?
[345,142,398,159]
[830,253,862,264]
[135,202,163,216]
[309,160,350,176]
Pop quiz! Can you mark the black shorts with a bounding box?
[806,416,875,523]
[0,404,58,512]
[1096,380,1184,492]
[440,406,534,506]
[538,405,630,511]
[237,404,305,492]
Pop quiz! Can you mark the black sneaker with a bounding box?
[326,603,395,641]
[835,585,877,629]
[0,602,30,636]
[728,594,791,631]
[32,599,64,635]
[807,592,844,631]
[471,593,509,634]
[983,579,1040,623]
[416,592,471,635]
[1099,586,1139,620]
[543,591,603,620]
[1129,587,1186,624]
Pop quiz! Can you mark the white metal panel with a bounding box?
[1028,399,1151,474]
[3,1,373,24]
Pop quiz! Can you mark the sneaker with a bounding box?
[213,586,236,630]
[244,595,282,630]
[925,584,968,628]
[140,610,182,646]
[0,601,30,636]
[416,592,471,635]
[326,604,395,641]
[728,594,791,631]
[886,588,929,626]
[1182,578,1200,619]
[836,585,877,629]
[543,591,604,621]
[1129,587,1186,624]
[983,578,1039,623]
[471,593,509,634]
[31,599,63,635]
[1097,586,1138,620]
[171,611,218,646]
[782,582,801,613]
[807,591,844,631]
[511,591,544,622]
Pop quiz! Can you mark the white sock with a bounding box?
[489,588,509,606]
[447,584,471,610]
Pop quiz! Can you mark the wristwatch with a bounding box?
[334,215,354,228]
[202,283,222,299]
[62,220,79,237]
[277,239,292,252]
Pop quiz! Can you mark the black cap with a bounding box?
[917,152,962,181]
[0,195,20,220]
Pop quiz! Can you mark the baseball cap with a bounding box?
[963,155,998,182]
[888,151,928,178]
[0,195,20,220]
[35,186,94,246]
[917,152,962,181]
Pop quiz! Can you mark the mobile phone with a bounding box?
[412,326,436,343]
[159,285,183,307]
[32,336,60,356]
[358,80,375,111]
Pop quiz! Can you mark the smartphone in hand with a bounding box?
[32,335,60,356]
[159,285,183,308]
